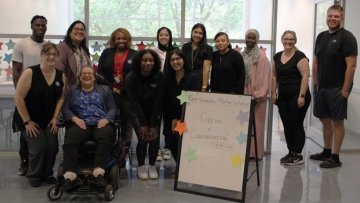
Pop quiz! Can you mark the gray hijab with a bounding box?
[242,29,260,86]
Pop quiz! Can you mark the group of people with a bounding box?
[11,4,357,190]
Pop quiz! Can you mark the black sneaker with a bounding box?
[18,161,28,176]
[309,152,330,161]
[62,178,82,191]
[94,174,106,188]
[320,158,342,168]
[280,153,292,164]
[284,154,304,166]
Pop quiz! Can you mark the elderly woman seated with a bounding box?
[61,66,116,191]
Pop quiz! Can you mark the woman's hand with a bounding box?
[147,127,158,141]
[25,121,40,138]
[73,117,86,129]
[171,119,178,132]
[97,118,109,128]
[140,126,149,141]
[48,117,58,134]
[271,93,277,104]
[297,97,305,108]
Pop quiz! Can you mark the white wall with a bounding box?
[344,0,360,133]
[276,0,315,62]
[0,0,73,35]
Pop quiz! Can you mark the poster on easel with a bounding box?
[174,91,253,202]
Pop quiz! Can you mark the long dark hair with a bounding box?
[63,20,90,56]
[157,27,175,51]
[190,23,208,46]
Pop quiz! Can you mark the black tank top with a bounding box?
[14,65,63,131]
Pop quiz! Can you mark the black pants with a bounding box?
[19,131,29,163]
[62,124,115,172]
[163,119,179,162]
[277,85,311,153]
[114,94,135,147]
[132,118,160,166]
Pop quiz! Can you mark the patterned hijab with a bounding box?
[242,29,260,86]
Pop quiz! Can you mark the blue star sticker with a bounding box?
[91,41,102,52]
[6,39,15,50]
[3,53,12,64]
[235,132,248,145]
[236,110,249,125]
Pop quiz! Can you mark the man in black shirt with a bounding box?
[310,5,358,168]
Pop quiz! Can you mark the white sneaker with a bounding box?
[137,165,148,180]
[148,165,158,179]
[156,150,163,161]
[162,148,172,160]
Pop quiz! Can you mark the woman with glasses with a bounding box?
[163,49,197,163]
[272,30,311,166]
[13,42,65,187]
[57,20,91,88]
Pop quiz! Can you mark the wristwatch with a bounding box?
[299,94,305,98]
[23,120,31,126]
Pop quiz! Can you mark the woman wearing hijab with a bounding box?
[241,29,271,161]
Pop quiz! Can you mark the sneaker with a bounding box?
[309,152,330,161]
[94,174,106,188]
[18,160,28,176]
[62,178,82,191]
[156,150,163,161]
[137,165,148,180]
[280,153,292,164]
[162,149,172,160]
[284,154,304,166]
[148,165,158,179]
[320,158,342,168]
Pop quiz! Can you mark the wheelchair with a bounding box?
[47,119,130,201]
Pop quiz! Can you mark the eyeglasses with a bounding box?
[81,72,94,75]
[170,57,182,63]
[73,27,86,32]
[283,38,295,41]
[43,52,58,57]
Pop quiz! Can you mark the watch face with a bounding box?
[23,121,30,126]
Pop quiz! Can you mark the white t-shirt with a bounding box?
[12,37,46,69]
[151,46,166,72]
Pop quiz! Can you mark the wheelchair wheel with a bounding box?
[110,164,119,190]
[47,185,63,201]
[104,185,115,201]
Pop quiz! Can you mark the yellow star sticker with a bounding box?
[230,154,244,168]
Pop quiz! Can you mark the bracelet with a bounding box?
[202,86,207,89]
[299,94,305,98]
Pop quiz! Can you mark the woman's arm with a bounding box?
[48,73,66,133]
[202,59,211,92]
[297,57,310,107]
[14,68,39,137]
[271,60,278,104]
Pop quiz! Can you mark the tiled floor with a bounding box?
[0,130,360,203]
[1,98,360,203]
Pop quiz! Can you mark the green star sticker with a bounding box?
[177,90,190,105]
[185,147,197,162]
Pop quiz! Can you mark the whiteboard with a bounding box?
[177,91,252,193]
